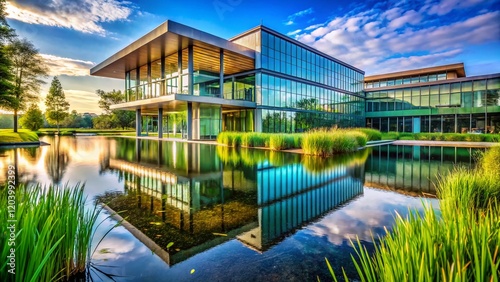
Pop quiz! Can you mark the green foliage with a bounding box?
[0,184,102,281]
[5,38,48,132]
[216,132,241,147]
[45,77,70,130]
[269,134,297,150]
[95,89,134,129]
[481,146,500,180]
[96,89,124,114]
[19,103,44,131]
[381,131,399,140]
[240,132,269,147]
[355,128,382,141]
[329,147,500,282]
[302,129,365,156]
[0,114,13,128]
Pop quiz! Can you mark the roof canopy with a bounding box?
[90,20,255,79]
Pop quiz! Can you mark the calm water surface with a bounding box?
[0,136,481,281]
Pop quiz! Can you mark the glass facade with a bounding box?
[365,72,449,89]
[366,77,500,133]
[256,30,365,133]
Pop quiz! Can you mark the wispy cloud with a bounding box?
[292,0,500,74]
[286,29,302,36]
[41,54,95,77]
[5,0,134,36]
[284,7,313,26]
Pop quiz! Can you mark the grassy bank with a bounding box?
[217,128,379,156]
[329,145,500,281]
[36,128,135,136]
[0,129,39,144]
[381,131,500,142]
[0,184,101,281]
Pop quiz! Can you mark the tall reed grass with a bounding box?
[302,129,367,156]
[327,145,500,281]
[0,184,101,282]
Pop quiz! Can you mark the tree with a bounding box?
[96,89,124,114]
[96,89,135,129]
[5,38,48,132]
[112,110,135,129]
[45,77,70,132]
[0,0,15,111]
[19,103,43,131]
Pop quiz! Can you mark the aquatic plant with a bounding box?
[0,184,102,281]
[327,146,500,281]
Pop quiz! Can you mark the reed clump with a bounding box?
[302,129,367,156]
[328,145,500,282]
[0,184,101,282]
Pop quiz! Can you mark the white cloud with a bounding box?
[427,0,484,16]
[305,23,323,30]
[41,54,95,77]
[286,29,302,36]
[5,0,134,36]
[284,7,313,25]
[292,1,500,74]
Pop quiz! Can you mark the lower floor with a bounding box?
[136,102,365,140]
[366,113,500,133]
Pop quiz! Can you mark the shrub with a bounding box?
[355,128,382,141]
[482,146,500,180]
[464,134,484,142]
[382,131,399,140]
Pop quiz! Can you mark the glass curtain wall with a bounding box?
[365,77,500,133]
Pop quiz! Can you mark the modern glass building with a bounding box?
[90,20,365,139]
[365,63,500,133]
[91,21,500,137]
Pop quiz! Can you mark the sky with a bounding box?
[5,0,500,114]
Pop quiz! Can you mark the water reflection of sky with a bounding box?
[0,136,468,281]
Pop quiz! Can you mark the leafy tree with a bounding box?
[5,38,48,132]
[92,115,113,129]
[45,77,70,131]
[0,0,15,113]
[112,110,135,129]
[96,89,124,114]
[19,103,43,131]
[96,89,135,129]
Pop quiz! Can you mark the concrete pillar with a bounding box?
[187,102,193,140]
[136,109,142,136]
[188,45,194,95]
[254,109,262,132]
[219,49,224,98]
[177,48,182,93]
[158,108,163,138]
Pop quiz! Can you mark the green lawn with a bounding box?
[36,128,135,136]
[0,129,39,144]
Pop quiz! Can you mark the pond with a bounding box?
[0,136,482,281]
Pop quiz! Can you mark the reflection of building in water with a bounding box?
[364,145,480,194]
[105,138,365,263]
[237,160,364,251]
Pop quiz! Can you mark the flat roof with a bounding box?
[90,20,255,79]
[229,25,365,74]
[365,63,466,82]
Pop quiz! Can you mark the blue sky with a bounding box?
[5,0,500,113]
